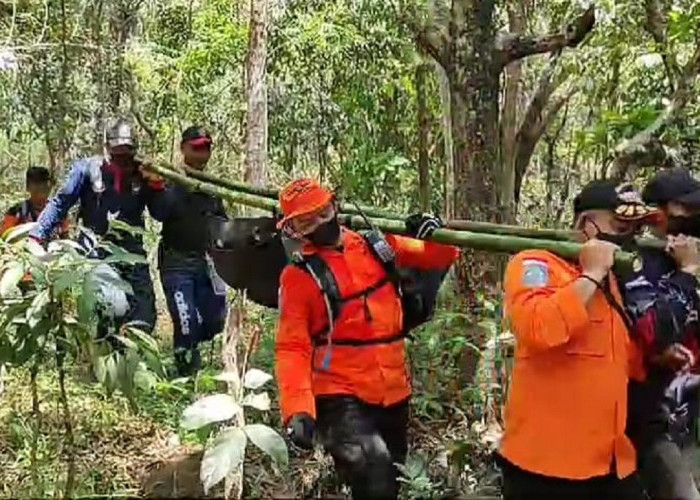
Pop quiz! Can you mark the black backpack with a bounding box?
[206,216,448,333]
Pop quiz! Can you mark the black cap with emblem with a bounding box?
[573,180,657,221]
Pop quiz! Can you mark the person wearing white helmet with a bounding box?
[30,118,168,337]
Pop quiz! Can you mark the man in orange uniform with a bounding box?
[498,180,651,500]
[275,179,459,499]
[1,166,69,238]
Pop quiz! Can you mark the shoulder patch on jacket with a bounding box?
[522,259,549,288]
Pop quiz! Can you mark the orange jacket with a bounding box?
[275,228,459,423]
[500,249,643,480]
[1,200,69,237]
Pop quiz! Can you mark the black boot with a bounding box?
[174,347,201,377]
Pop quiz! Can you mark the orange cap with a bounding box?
[277,178,333,228]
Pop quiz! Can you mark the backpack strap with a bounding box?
[361,230,402,296]
[296,255,343,326]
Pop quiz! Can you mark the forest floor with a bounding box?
[0,367,500,498]
[0,315,502,499]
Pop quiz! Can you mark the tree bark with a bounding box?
[243,0,268,187]
[499,0,528,223]
[513,53,570,204]
[496,6,595,66]
[416,63,430,211]
[436,62,454,220]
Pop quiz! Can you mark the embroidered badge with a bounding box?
[522,259,549,288]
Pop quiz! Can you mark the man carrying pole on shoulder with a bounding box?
[29,118,166,335]
[623,168,700,500]
[150,126,228,376]
[274,178,459,500]
[497,180,655,500]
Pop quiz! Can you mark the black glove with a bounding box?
[405,213,443,240]
[286,412,315,449]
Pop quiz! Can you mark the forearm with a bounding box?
[572,274,602,307]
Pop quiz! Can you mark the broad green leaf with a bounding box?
[242,392,271,411]
[243,368,272,389]
[3,222,36,243]
[200,427,247,495]
[0,263,24,297]
[181,394,241,430]
[113,335,139,350]
[243,424,288,467]
[91,265,134,295]
[26,290,50,329]
[134,366,157,392]
[105,355,118,395]
[52,269,81,296]
[78,278,97,324]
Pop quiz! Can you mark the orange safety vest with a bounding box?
[275,229,459,423]
[499,249,642,480]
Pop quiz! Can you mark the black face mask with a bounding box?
[585,217,636,249]
[308,217,341,247]
[596,231,636,248]
[666,215,700,237]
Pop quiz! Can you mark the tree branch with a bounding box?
[497,6,595,66]
[512,52,570,202]
[643,0,678,90]
[608,40,700,179]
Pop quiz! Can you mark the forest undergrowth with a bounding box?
[0,282,505,499]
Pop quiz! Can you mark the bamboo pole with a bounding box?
[180,166,664,250]
[146,163,639,268]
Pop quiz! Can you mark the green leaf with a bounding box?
[241,392,271,411]
[0,262,25,297]
[52,269,80,296]
[78,278,96,324]
[200,427,247,495]
[26,290,50,329]
[243,424,288,467]
[242,368,272,389]
[181,394,241,430]
[134,366,157,392]
[3,222,37,243]
[90,264,134,295]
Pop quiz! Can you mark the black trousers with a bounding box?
[498,455,645,500]
[316,395,409,500]
[637,436,700,500]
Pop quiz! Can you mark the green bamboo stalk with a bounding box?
[336,214,638,268]
[180,166,662,248]
[146,163,638,267]
[182,165,401,219]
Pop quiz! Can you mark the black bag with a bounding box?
[207,216,287,308]
[206,216,448,335]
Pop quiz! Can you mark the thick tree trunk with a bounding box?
[243,0,268,187]
[499,0,528,224]
[416,63,430,211]
[436,62,454,220]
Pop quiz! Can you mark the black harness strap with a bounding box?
[312,330,406,347]
[297,252,402,346]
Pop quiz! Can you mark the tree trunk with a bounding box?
[243,0,268,187]
[416,63,430,211]
[499,1,527,224]
[450,0,501,292]
[436,62,454,220]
